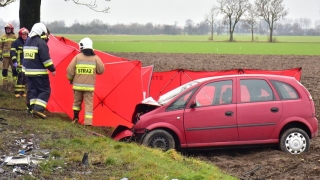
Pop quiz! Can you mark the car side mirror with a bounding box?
[190,99,197,108]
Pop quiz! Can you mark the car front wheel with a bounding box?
[279,128,310,154]
[142,129,175,151]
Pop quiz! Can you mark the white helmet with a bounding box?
[79,37,93,50]
[29,22,47,38]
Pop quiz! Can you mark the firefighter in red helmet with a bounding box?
[0,23,17,84]
[10,27,29,97]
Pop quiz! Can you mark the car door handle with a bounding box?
[270,107,279,112]
[225,111,234,116]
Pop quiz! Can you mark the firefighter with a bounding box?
[66,37,105,125]
[24,23,56,119]
[10,27,29,97]
[0,23,17,83]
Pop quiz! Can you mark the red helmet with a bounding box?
[4,23,14,34]
[18,27,29,36]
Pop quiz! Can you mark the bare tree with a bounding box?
[217,0,249,42]
[296,18,311,30]
[184,19,195,35]
[255,0,288,42]
[65,0,110,13]
[244,3,259,41]
[205,6,219,41]
[0,0,15,7]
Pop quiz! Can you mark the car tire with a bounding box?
[142,129,175,151]
[279,128,310,154]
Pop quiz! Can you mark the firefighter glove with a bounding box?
[13,62,18,68]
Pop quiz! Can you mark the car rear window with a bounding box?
[271,80,299,100]
[240,79,274,102]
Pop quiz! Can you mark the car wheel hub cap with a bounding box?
[285,132,306,154]
[150,137,168,150]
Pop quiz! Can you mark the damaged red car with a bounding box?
[112,74,318,154]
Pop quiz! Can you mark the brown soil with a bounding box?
[112,52,320,180]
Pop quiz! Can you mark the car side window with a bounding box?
[240,79,274,102]
[194,80,232,107]
[166,90,195,111]
[271,80,299,100]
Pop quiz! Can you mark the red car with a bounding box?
[112,74,318,154]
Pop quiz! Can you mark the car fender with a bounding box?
[111,125,133,141]
[271,116,314,139]
[145,122,186,144]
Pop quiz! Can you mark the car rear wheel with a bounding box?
[279,128,310,154]
[142,129,175,151]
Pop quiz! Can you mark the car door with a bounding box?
[183,79,239,147]
[236,78,283,141]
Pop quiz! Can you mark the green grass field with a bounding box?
[55,34,320,55]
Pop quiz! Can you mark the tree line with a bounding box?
[1,0,320,40]
[1,17,320,37]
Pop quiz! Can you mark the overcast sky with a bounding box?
[0,0,319,27]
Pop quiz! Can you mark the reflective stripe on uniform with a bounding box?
[24,68,48,75]
[0,38,16,42]
[85,112,93,119]
[73,105,81,111]
[30,98,37,105]
[76,61,96,68]
[43,59,53,67]
[34,99,47,108]
[73,83,95,91]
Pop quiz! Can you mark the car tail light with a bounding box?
[299,83,316,117]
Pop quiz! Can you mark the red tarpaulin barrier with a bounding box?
[47,35,143,127]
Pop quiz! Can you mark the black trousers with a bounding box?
[26,76,51,112]
[15,71,27,95]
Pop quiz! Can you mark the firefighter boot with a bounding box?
[71,110,80,124]
[2,69,8,90]
[33,110,46,119]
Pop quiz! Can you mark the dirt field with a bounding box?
[112,52,320,180]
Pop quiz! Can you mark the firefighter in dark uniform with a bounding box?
[10,27,29,97]
[24,23,56,119]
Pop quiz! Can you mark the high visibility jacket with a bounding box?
[66,52,105,91]
[10,37,26,66]
[23,36,55,76]
[0,33,17,57]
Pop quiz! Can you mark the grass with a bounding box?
[55,34,320,55]
[56,34,320,43]
[0,87,235,179]
[93,41,320,55]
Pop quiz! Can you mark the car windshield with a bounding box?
[158,80,200,105]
